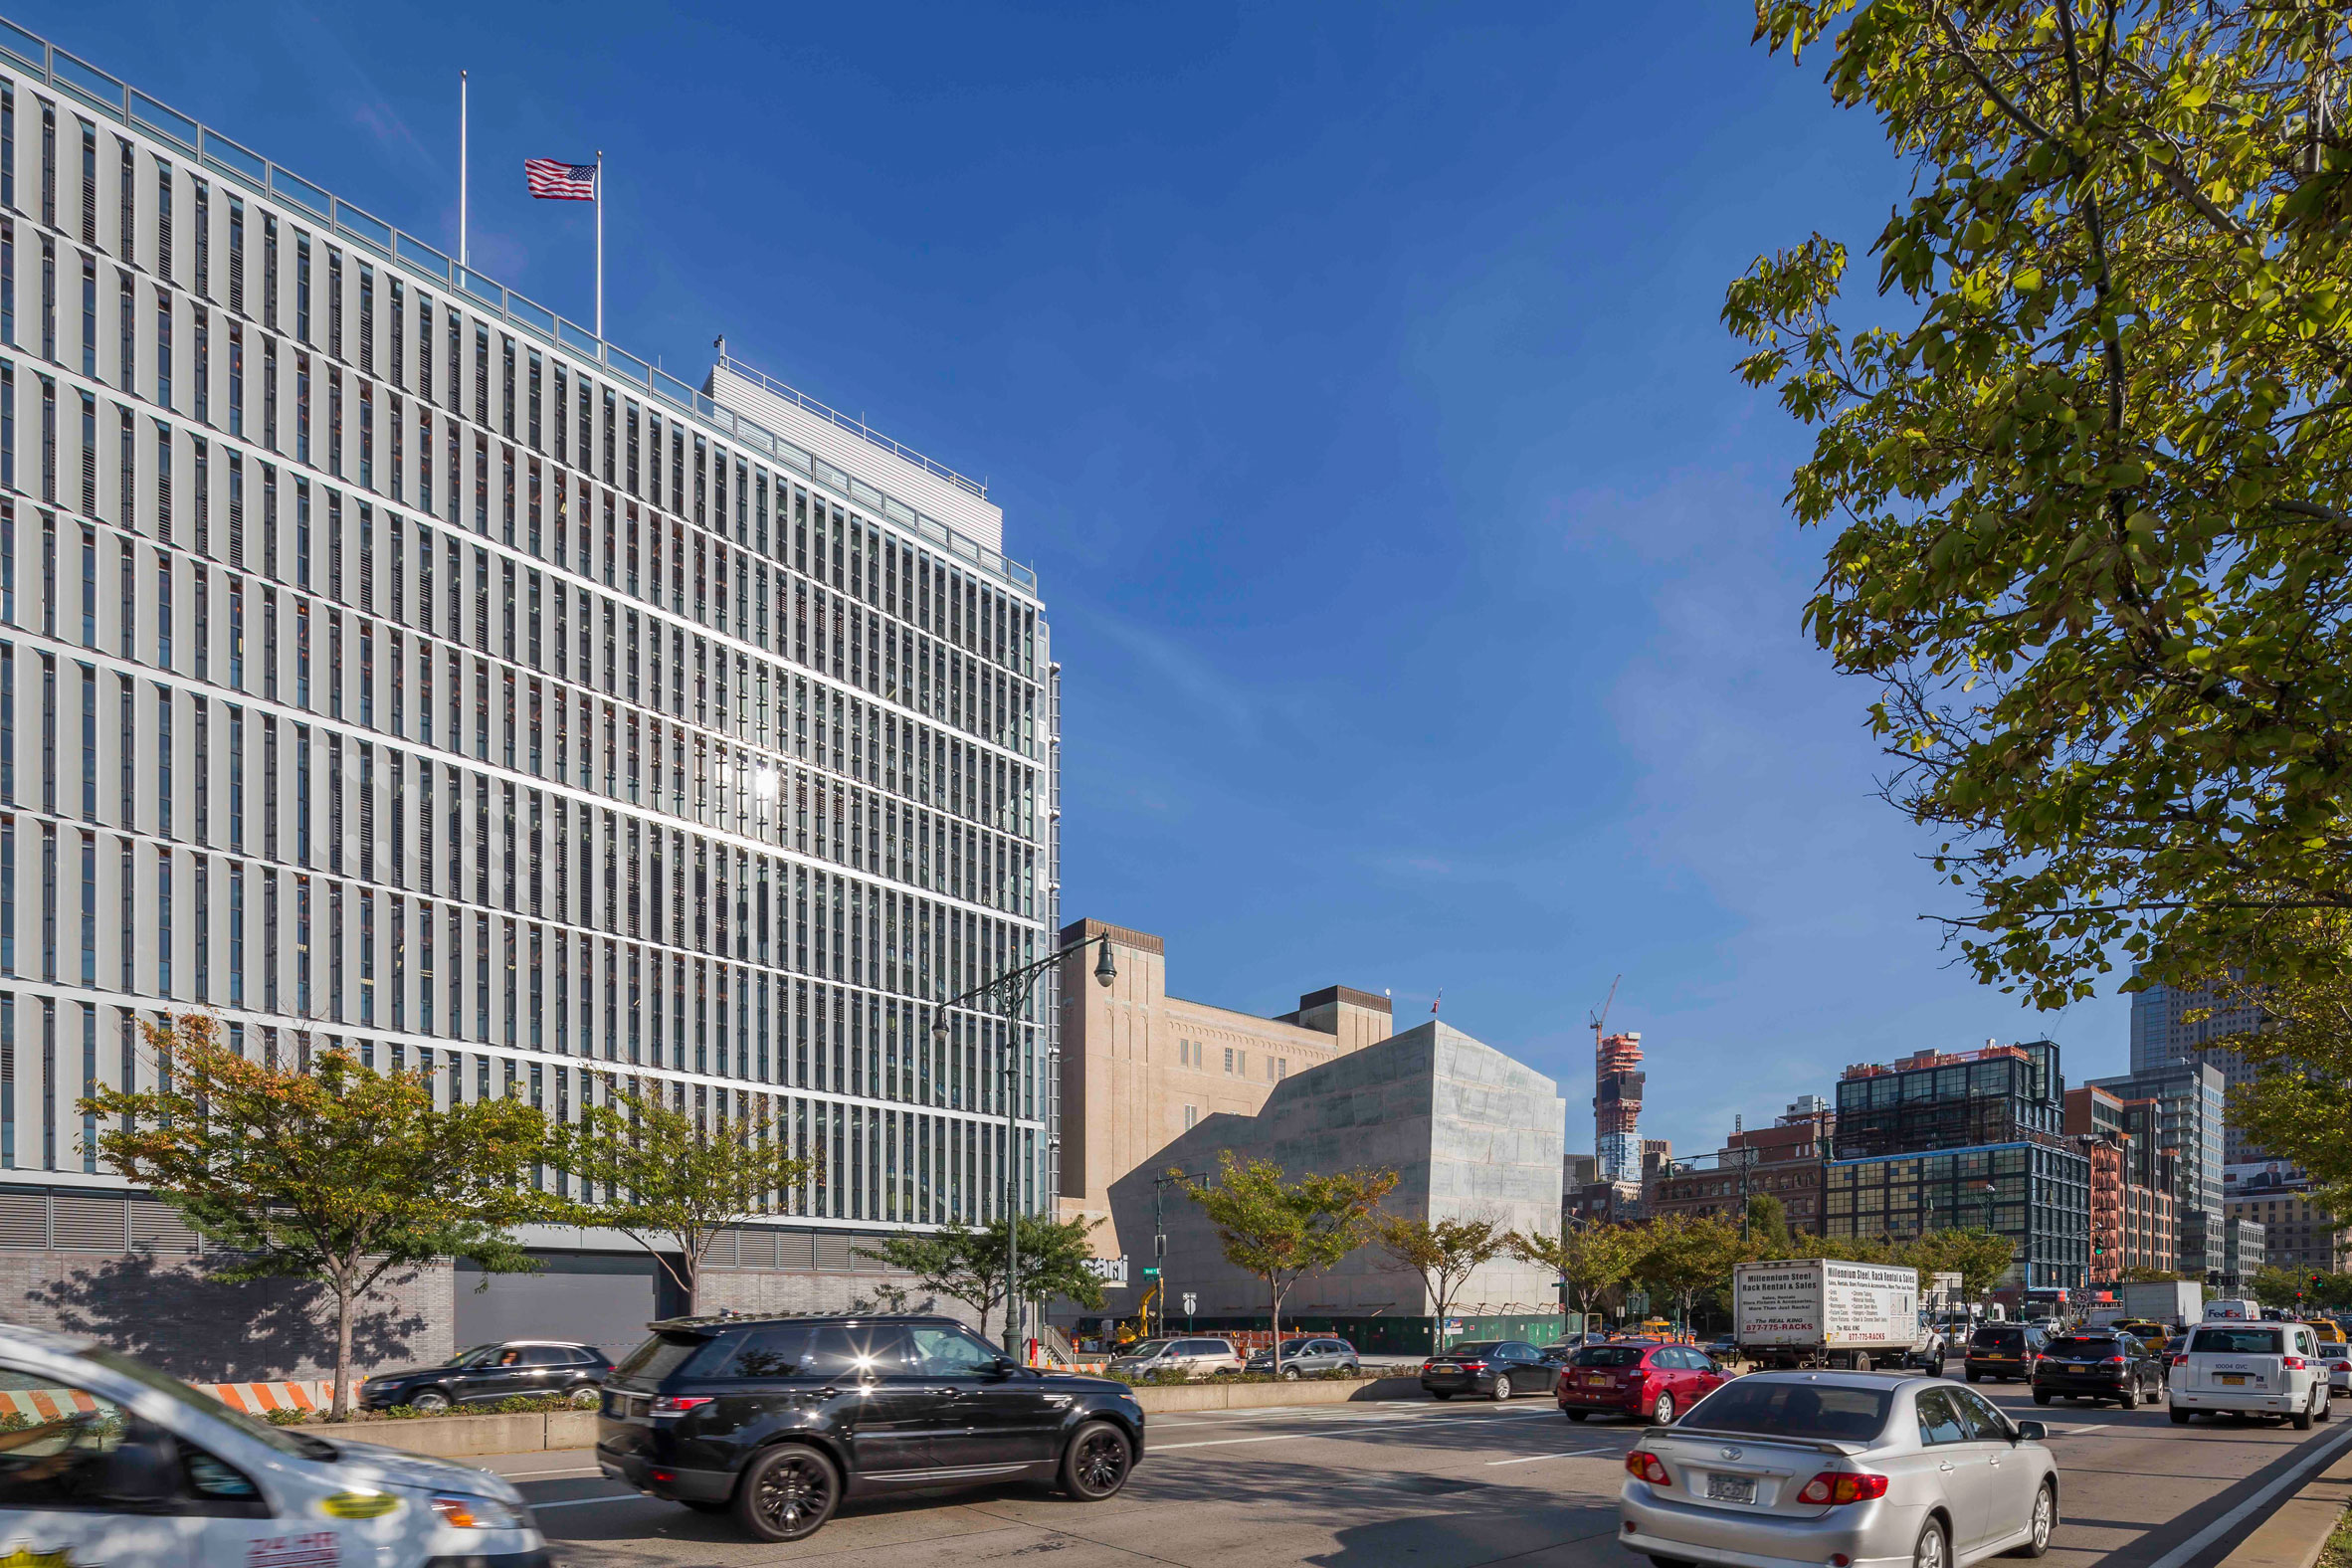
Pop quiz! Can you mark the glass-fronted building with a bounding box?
[1828,1041,2089,1293]
[2088,1063,2227,1273]
[0,19,1057,1263]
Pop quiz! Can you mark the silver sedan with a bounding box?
[1617,1371,2058,1568]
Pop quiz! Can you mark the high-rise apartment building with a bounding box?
[2129,972,2265,1163]
[0,24,1053,1362]
[1827,1041,2090,1294]
[2089,1063,2227,1274]
[1594,1030,1645,1182]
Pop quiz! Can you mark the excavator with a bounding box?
[1111,1279,1163,1349]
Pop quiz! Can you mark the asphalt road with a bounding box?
[484,1379,2352,1568]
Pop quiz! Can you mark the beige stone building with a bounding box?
[1054,918,1392,1245]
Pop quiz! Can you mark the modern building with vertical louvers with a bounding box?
[0,15,1056,1372]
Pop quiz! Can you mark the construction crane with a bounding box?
[1588,974,1622,1045]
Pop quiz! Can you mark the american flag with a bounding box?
[524,157,597,201]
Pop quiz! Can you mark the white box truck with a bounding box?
[2119,1279,2204,1327]
[1734,1260,1938,1371]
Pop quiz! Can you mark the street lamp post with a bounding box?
[931,931,1118,1360]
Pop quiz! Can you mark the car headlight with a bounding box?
[432,1493,525,1530]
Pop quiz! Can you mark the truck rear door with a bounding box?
[2184,1324,2285,1396]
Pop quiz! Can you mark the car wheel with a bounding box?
[2170,1407,2191,1425]
[1967,1371,1982,1385]
[1490,1375,1512,1402]
[1281,1368,1300,1381]
[2321,1390,2334,1423]
[1913,1515,1949,1568]
[2006,1480,2056,1558]
[734,1444,841,1543]
[2119,1385,2139,1411]
[1932,1356,1947,1379]
[570,1386,602,1409]
[1429,1390,1454,1401]
[2033,1392,2051,1406]
[2296,1393,2316,1431]
[1565,1409,1588,1422]
[1061,1420,1133,1501]
[1650,1391,1675,1427]
[406,1388,452,1413]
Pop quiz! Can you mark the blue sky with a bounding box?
[38,1,2134,1152]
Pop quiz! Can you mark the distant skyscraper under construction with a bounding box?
[1595,1031,1646,1183]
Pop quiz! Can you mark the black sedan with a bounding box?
[1419,1340,1556,1402]
[360,1338,614,1411]
[2032,1330,2166,1409]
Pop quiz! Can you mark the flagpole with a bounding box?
[594,150,604,340]
[459,70,469,270]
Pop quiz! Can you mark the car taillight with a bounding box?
[2284,1356,2308,1370]
[1460,1360,1487,1370]
[2332,1361,2351,1373]
[1796,1471,1890,1506]
[1625,1451,1670,1485]
[2172,1354,2189,1367]
[649,1396,712,1418]
[2104,1355,2127,1365]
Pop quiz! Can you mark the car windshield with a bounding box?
[81,1345,338,1462]
[1972,1327,2024,1347]
[1684,1379,1893,1442]
[1268,1340,1313,1355]
[1121,1340,1174,1358]
[1571,1346,1648,1368]
[1439,1343,1500,1358]
[2047,1337,2123,1356]
[441,1344,500,1368]
[2191,1328,2284,1355]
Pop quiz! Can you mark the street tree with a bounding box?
[2190,911,2352,1225]
[1634,1214,1749,1335]
[1745,1194,1794,1254]
[1178,1153,1398,1373]
[1897,1228,2019,1302]
[557,1077,814,1315]
[858,1214,1108,1343]
[1726,2,2352,1011]
[83,1013,552,1419]
[1515,1222,1646,1333]
[1374,1214,1512,1352]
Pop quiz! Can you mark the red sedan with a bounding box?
[1555,1340,1727,1425]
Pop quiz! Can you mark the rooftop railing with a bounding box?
[0,14,1034,596]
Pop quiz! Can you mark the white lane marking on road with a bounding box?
[2145,1423,2352,1568]
[1485,1448,1624,1467]
[1154,1433,1302,1452]
[530,1491,666,1511]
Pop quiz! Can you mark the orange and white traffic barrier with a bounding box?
[0,1385,105,1421]
[198,1380,335,1415]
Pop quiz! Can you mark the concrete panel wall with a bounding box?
[1098,1021,1564,1324]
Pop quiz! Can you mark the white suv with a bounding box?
[2170,1319,2331,1428]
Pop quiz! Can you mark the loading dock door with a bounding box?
[453,1251,667,1361]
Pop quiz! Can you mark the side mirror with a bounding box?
[2013,1421,2047,1444]
[97,1432,181,1506]
[988,1355,1019,1377]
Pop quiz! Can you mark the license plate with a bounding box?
[1432,1364,1459,1372]
[2218,1374,2249,1386]
[1707,1473,1757,1504]
[1585,1374,1611,1386]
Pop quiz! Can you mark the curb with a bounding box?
[2220,1447,2352,1568]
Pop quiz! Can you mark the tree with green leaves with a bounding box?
[1514,1221,1646,1333]
[557,1077,813,1315]
[1375,1213,1512,1352]
[1634,1214,1750,1335]
[1178,1153,1398,1373]
[1895,1228,2021,1301]
[1745,1193,1794,1254]
[857,1214,1109,1343]
[84,1013,554,1419]
[1726,2,2352,1013]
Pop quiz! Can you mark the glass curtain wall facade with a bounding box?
[0,32,1057,1242]
[1828,1041,2089,1292]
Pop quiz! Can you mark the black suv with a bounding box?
[359,1338,613,1411]
[597,1313,1146,1541]
[2032,1329,2167,1409]
[1964,1322,2050,1384]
